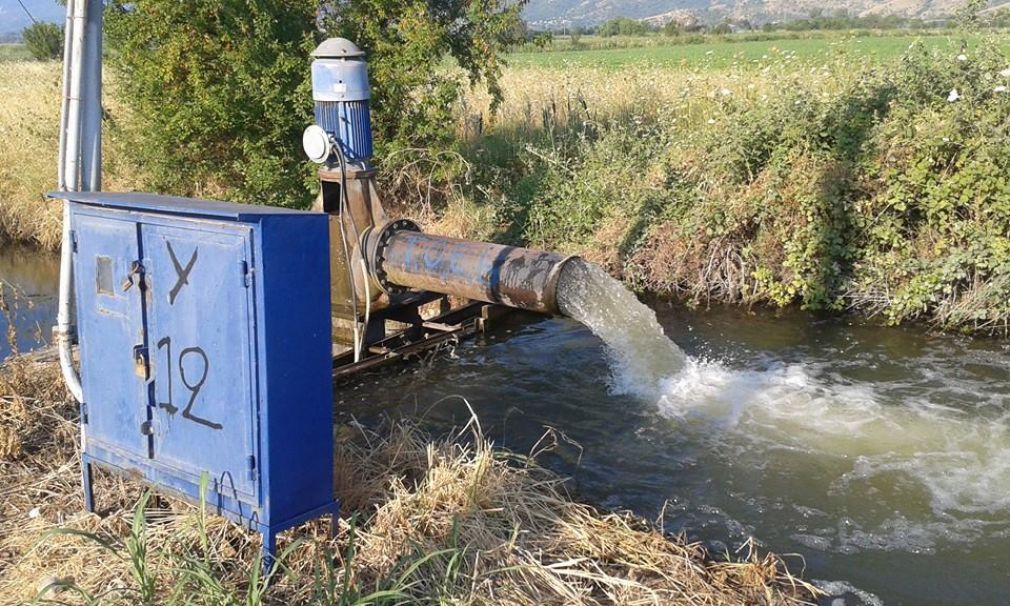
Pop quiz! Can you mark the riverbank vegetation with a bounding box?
[448,31,1010,334]
[3,10,1010,333]
[0,358,817,605]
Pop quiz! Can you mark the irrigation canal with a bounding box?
[4,245,1010,606]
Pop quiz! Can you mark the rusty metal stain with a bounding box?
[374,230,579,315]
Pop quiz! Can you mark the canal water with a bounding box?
[3,247,1009,604]
[0,246,59,360]
[342,303,1010,605]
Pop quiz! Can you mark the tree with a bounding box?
[22,22,64,60]
[597,17,649,37]
[322,0,527,150]
[956,0,989,29]
[105,0,527,207]
[106,0,318,208]
[712,21,733,35]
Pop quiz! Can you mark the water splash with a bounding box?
[556,259,1010,521]
[557,259,685,398]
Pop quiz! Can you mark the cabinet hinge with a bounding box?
[246,455,257,481]
[70,230,78,253]
[241,261,253,288]
[80,402,88,424]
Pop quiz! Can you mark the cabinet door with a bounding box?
[142,222,259,500]
[72,212,149,458]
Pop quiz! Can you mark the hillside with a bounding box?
[524,0,1010,27]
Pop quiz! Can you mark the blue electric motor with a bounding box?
[305,38,373,164]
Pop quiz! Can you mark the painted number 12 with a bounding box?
[156,337,222,430]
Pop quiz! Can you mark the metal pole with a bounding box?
[80,0,102,192]
[63,0,87,192]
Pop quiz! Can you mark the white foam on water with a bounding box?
[556,260,1010,547]
[656,358,1010,518]
[813,580,885,606]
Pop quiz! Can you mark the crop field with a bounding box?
[509,31,1008,69]
[0,44,31,62]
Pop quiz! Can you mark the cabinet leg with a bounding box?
[330,505,340,539]
[261,530,277,575]
[82,458,95,513]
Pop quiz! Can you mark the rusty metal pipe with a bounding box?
[365,223,578,315]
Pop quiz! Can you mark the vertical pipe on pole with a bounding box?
[57,0,75,190]
[57,0,88,404]
[64,0,87,193]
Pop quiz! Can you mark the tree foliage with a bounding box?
[106,0,318,207]
[105,0,527,207]
[597,17,651,37]
[322,0,527,150]
[22,22,64,61]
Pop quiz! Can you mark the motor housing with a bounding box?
[309,38,373,163]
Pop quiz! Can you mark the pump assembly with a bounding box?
[303,38,580,374]
[51,7,584,566]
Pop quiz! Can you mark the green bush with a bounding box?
[106,0,319,208]
[597,17,651,37]
[22,22,63,61]
[105,0,527,209]
[323,0,526,154]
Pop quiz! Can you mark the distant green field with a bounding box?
[509,33,1006,70]
[0,44,31,62]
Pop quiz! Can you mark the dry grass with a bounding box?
[461,61,848,135]
[0,359,819,605]
[0,61,64,249]
[0,61,141,250]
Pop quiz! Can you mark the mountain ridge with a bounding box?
[523,0,1010,28]
[2,1,1007,38]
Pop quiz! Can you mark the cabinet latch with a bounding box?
[122,260,144,292]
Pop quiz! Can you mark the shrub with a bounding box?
[105,0,319,208]
[105,0,527,208]
[322,0,528,154]
[22,22,63,61]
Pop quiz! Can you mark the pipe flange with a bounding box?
[363,219,421,295]
[544,255,581,316]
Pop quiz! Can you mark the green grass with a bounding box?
[509,33,1007,70]
[0,44,32,62]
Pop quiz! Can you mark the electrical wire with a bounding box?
[15,0,38,24]
[333,141,364,362]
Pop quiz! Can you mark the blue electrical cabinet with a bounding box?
[49,191,338,559]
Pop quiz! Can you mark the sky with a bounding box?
[0,0,65,36]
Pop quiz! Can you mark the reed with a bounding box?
[0,359,818,605]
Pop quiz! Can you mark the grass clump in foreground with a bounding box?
[0,359,818,605]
